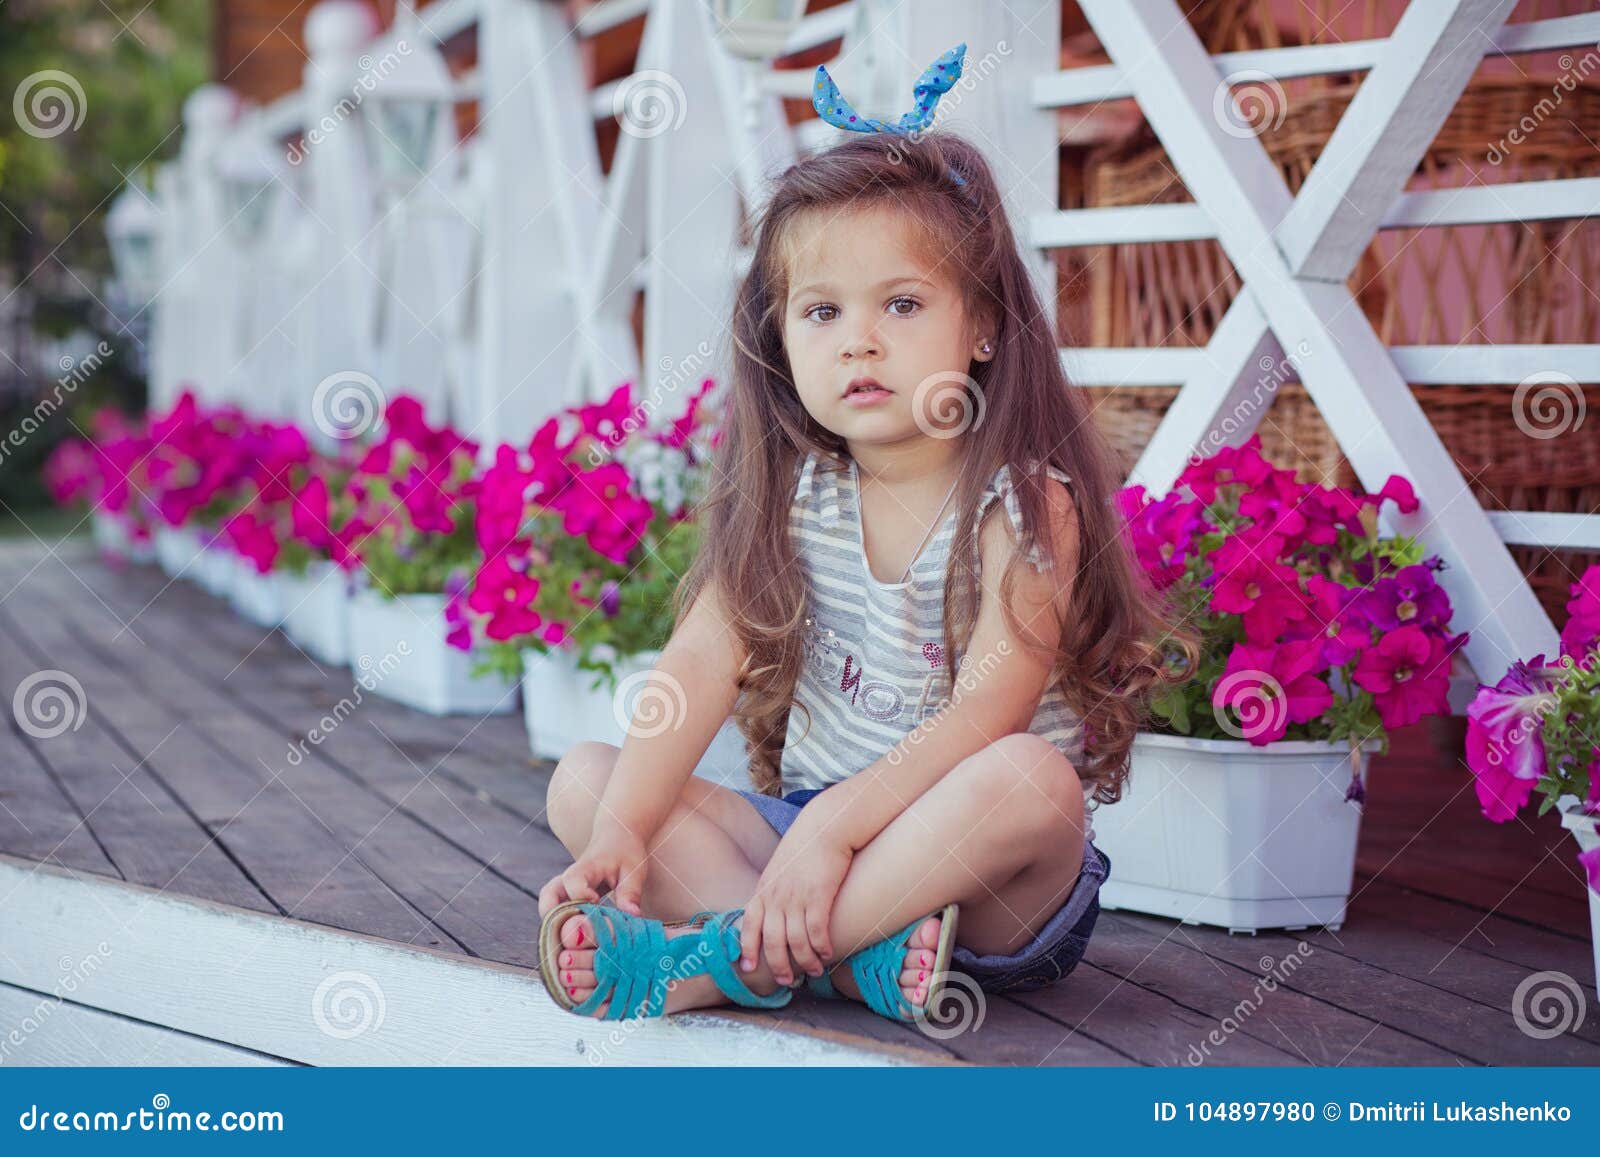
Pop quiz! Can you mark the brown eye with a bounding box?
[888,297,920,317]
[806,304,838,323]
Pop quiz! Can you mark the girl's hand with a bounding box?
[738,830,852,987]
[537,824,650,918]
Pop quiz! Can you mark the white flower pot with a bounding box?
[191,537,235,597]
[348,588,516,716]
[1558,804,1600,989]
[228,556,284,627]
[153,526,204,578]
[1093,732,1378,934]
[521,647,751,789]
[276,562,352,666]
[91,510,154,563]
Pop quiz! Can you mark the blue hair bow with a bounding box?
[812,42,967,137]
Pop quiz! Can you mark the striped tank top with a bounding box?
[781,450,1089,801]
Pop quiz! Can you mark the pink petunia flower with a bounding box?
[1177,435,1275,506]
[1464,657,1561,823]
[1212,639,1333,745]
[1559,565,1600,667]
[1352,624,1452,730]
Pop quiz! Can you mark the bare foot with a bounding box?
[827,914,943,1013]
[551,911,784,1018]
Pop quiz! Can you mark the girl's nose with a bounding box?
[841,328,882,361]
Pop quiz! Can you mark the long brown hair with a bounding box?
[673,129,1198,805]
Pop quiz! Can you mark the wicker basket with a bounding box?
[1075,70,1600,622]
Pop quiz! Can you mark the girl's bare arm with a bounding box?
[792,481,1081,853]
[588,579,746,846]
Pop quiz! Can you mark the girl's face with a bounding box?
[781,204,993,452]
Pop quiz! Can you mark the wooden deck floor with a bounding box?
[2,538,1597,1065]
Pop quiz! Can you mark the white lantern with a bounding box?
[358,9,461,196]
[106,179,162,304]
[215,135,286,245]
[706,0,808,61]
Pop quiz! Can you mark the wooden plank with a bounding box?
[2,587,447,947]
[0,711,118,878]
[1382,177,1600,230]
[52,553,1130,1064]
[1061,914,1469,1065]
[1067,345,1600,389]
[1107,908,1600,1065]
[53,564,575,908]
[1007,960,1306,1066]
[1488,513,1600,552]
[71,556,1114,1065]
[1292,906,1600,1045]
[1360,817,1592,911]
[1351,874,1599,986]
[0,855,922,1067]
[1356,851,1591,940]
[18,559,547,967]
[1032,13,1600,107]
[1032,178,1600,251]
[0,980,291,1067]
[0,608,272,915]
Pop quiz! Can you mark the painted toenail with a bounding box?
[921,952,929,965]
[564,971,571,983]
[916,986,925,1000]
[577,928,585,945]
[918,969,925,981]
[562,952,571,966]
[568,986,577,997]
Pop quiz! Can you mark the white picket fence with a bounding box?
[120,0,1600,683]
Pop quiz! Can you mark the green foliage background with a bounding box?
[0,1,210,526]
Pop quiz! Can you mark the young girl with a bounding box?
[535,50,1195,1027]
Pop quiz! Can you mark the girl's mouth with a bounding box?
[843,380,892,405]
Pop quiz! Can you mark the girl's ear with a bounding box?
[972,335,996,363]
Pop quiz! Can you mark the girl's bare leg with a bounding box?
[544,734,1087,1017]
[811,732,1088,1003]
[544,740,779,916]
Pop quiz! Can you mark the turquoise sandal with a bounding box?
[539,902,799,1019]
[805,902,960,1022]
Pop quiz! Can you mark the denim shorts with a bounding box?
[732,785,1111,994]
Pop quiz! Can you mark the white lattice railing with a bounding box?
[126,0,1597,685]
[1036,0,1600,682]
[141,0,1058,451]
